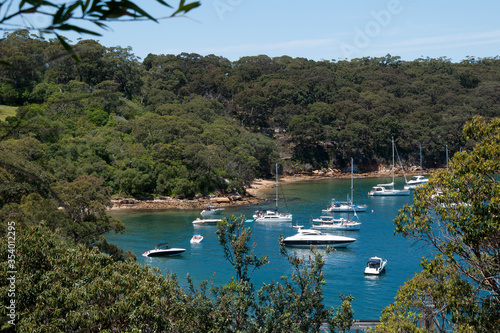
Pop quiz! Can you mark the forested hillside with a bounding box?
[1,29,500,199]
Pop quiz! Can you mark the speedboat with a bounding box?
[190,234,203,244]
[192,218,223,225]
[142,242,186,257]
[364,256,387,275]
[311,215,362,231]
[282,227,356,248]
[200,206,225,216]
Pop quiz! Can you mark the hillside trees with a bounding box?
[376,116,500,332]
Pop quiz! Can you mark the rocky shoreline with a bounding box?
[109,169,435,211]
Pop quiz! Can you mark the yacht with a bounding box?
[311,215,362,231]
[364,256,387,275]
[368,138,410,196]
[282,227,356,248]
[404,175,429,189]
[253,163,292,222]
[323,159,368,213]
[200,206,225,216]
[404,144,429,190]
[142,242,186,257]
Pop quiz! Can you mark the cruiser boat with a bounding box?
[253,163,292,222]
[368,138,410,196]
[311,215,362,231]
[282,227,356,248]
[200,206,225,216]
[364,256,387,275]
[143,242,186,257]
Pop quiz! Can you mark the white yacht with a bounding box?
[364,256,387,275]
[368,138,410,196]
[323,159,368,213]
[282,227,356,248]
[192,218,223,225]
[253,163,292,222]
[404,144,429,190]
[311,215,362,231]
[404,175,429,190]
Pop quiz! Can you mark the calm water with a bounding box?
[106,176,429,320]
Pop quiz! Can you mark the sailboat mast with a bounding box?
[392,137,395,189]
[351,158,354,204]
[275,163,278,209]
[419,143,422,176]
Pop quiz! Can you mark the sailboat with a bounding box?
[253,164,293,222]
[368,137,410,196]
[404,144,429,190]
[323,158,367,213]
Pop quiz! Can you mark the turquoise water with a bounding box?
[106,176,429,320]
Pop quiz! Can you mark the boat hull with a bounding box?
[283,238,355,248]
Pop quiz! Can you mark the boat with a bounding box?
[282,226,356,248]
[253,163,292,223]
[368,138,410,196]
[192,218,223,225]
[142,242,186,257]
[322,199,367,213]
[323,158,368,213]
[200,206,225,216]
[404,175,429,190]
[190,234,203,244]
[310,215,362,231]
[404,144,429,190]
[364,256,387,275]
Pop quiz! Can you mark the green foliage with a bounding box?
[382,116,500,332]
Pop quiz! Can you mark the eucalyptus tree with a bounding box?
[376,116,500,332]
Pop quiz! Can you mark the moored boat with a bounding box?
[364,256,387,275]
[282,227,356,248]
[143,242,186,257]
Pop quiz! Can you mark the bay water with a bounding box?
[106,176,429,320]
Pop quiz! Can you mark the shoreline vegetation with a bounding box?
[110,168,437,211]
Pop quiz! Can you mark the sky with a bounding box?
[12,0,500,62]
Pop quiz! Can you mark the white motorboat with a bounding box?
[253,163,292,223]
[364,256,387,275]
[200,206,225,216]
[368,138,410,196]
[190,234,203,244]
[192,218,222,225]
[311,215,362,231]
[142,242,186,257]
[404,175,429,190]
[282,227,356,248]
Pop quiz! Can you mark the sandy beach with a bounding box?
[109,168,434,211]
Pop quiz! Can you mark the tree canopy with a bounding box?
[376,115,500,332]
